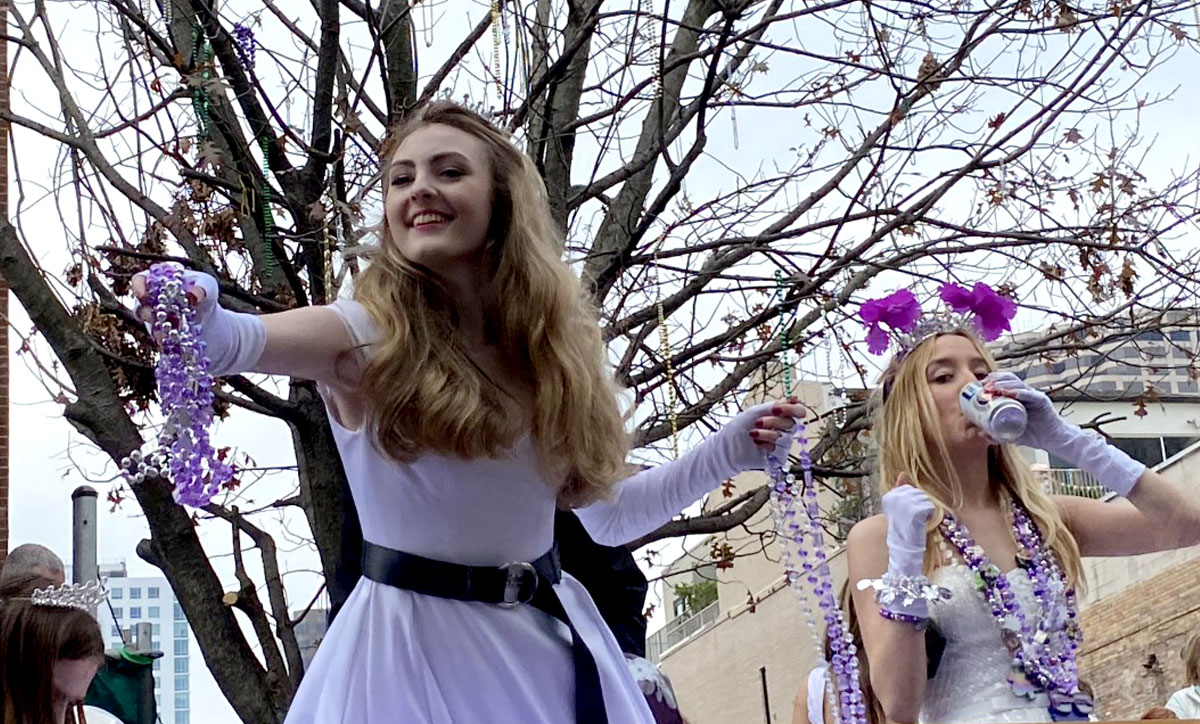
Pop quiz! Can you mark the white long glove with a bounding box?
[575,402,791,546]
[870,485,940,620]
[987,371,1145,496]
[136,270,266,377]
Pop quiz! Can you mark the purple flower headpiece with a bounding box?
[859,282,1018,358]
[859,289,922,355]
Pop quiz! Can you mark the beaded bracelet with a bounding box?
[857,572,952,609]
[878,608,930,630]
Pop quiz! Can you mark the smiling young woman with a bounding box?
[131,101,806,724]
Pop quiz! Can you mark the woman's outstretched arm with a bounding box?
[1056,468,1200,557]
[132,269,361,390]
[574,401,804,546]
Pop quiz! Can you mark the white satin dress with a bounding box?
[283,299,712,724]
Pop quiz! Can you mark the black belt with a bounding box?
[361,540,608,724]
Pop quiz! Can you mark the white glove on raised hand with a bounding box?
[856,478,947,622]
[132,269,266,378]
[986,371,1144,496]
[574,400,806,545]
[881,482,934,578]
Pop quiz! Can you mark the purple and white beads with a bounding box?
[939,499,1091,721]
[767,423,867,724]
[121,262,232,508]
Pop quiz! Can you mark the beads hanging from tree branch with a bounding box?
[651,232,679,459]
[232,22,257,72]
[822,309,851,429]
[774,270,793,391]
[412,0,435,48]
[257,136,280,273]
[491,0,504,103]
[190,28,213,140]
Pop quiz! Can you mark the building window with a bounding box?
[148,606,160,619]
[174,675,188,692]
[174,639,188,656]
[174,657,188,674]
[1164,436,1199,460]
[112,607,122,619]
[153,659,160,672]
[110,625,121,638]
[111,588,123,600]
[177,713,189,724]
[1057,436,1200,469]
[129,607,141,620]
[129,588,141,600]
[152,624,160,636]
[174,622,188,639]
[173,603,185,621]
[174,693,188,711]
[148,587,160,599]
[672,595,687,618]
[1114,437,1164,467]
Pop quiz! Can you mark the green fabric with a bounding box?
[84,648,156,724]
[116,648,153,666]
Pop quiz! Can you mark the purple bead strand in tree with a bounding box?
[232,22,256,72]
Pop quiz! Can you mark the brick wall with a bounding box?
[1078,554,1200,719]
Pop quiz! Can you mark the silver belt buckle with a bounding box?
[498,561,538,608]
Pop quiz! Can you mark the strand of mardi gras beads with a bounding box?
[122,263,233,507]
[766,269,867,724]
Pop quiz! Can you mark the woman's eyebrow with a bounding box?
[390,151,470,168]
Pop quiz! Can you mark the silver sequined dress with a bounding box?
[921,550,1053,723]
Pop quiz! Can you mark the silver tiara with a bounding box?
[894,312,976,358]
[30,579,110,611]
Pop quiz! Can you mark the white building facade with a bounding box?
[95,561,192,724]
[1008,322,1200,475]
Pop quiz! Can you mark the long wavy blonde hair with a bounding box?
[874,330,1083,587]
[351,102,631,507]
